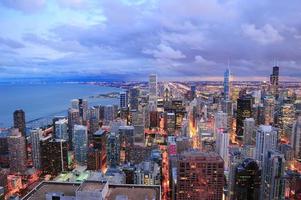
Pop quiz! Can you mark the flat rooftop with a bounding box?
[77,181,106,192]
[22,182,81,200]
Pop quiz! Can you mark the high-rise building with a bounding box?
[216,130,229,170]
[30,128,42,170]
[291,116,301,159]
[255,125,278,165]
[243,118,256,145]
[71,99,88,123]
[40,136,68,175]
[165,112,176,135]
[214,111,228,136]
[73,125,88,165]
[149,74,157,111]
[106,132,120,168]
[234,158,261,200]
[279,104,295,141]
[224,68,232,100]
[270,66,279,100]
[8,128,27,174]
[68,108,80,149]
[54,118,68,140]
[176,151,224,200]
[129,88,140,110]
[120,91,128,109]
[87,130,107,172]
[119,126,134,164]
[13,109,26,136]
[263,96,275,125]
[236,94,253,139]
[262,150,285,200]
[104,105,115,124]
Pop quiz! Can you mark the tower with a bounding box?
[270,66,280,100]
[30,128,42,170]
[224,68,232,101]
[149,74,158,111]
[73,125,88,165]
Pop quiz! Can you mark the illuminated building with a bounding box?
[255,125,278,166]
[224,68,232,101]
[279,104,295,141]
[104,105,115,125]
[40,136,68,175]
[214,111,228,137]
[8,129,27,174]
[71,99,88,124]
[0,169,8,195]
[0,132,9,168]
[134,161,161,185]
[176,151,224,200]
[243,118,256,145]
[270,66,280,100]
[285,170,301,199]
[216,130,229,170]
[165,112,176,135]
[234,158,261,200]
[119,126,134,164]
[106,132,120,168]
[263,96,275,125]
[262,150,285,200]
[149,111,159,128]
[73,125,88,165]
[30,128,42,170]
[13,109,26,137]
[54,118,68,140]
[149,74,158,111]
[87,130,107,172]
[291,116,301,159]
[236,94,253,139]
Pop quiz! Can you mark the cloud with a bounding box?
[241,24,284,45]
[0,0,45,13]
[194,56,216,66]
[143,43,186,60]
[0,37,25,49]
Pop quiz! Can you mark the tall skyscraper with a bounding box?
[13,109,26,136]
[224,68,232,101]
[73,125,88,165]
[106,132,120,168]
[30,128,42,170]
[216,130,229,170]
[54,118,68,140]
[243,118,256,145]
[8,129,27,174]
[149,74,158,111]
[262,150,285,200]
[291,116,301,159]
[87,130,107,172]
[236,94,253,139]
[71,99,88,123]
[255,125,278,165]
[234,158,261,200]
[104,105,115,124]
[129,87,140,110]
[263,96,275,125]
[214,111,228,136]
[120,91,129,109]
[68,108,80,149]
[176,151,224,200]
[40,136,68,175]
[270,66,279,100]
[119,126,134,164]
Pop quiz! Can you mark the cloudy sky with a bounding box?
[0,0,301,81]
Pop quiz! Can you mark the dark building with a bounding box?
[119,126,134,164]
[234,158,261,200]
[40,137,68,175]
[129,88,140,110]
[176,151,224,200]
[236,94,253,139]
[13,109,26,136]
[270,66,279,100]
[87,130,107,172]
[0,133,9,168]
[149,111,159,128]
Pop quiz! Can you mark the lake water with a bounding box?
[0,83,121,128]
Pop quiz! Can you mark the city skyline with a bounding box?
[0,0,301,81]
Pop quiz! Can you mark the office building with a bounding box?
[68,108,80,148]
[176,151,224,200]
[224,68,232,100]
[129,88,140,110]
[236,94,253,139]
[270,66,279,100]
[106,132,120,168]
[13,109,26,136]
[216,130,229,170]
[149,74,158,111]
[54,118,68,140]
[73,125,88,165]
[291,116,301,159]
[243,118,256,145]
[120,91,128,109]
[30,128,42,169]
[119,126,134,164]
[8,129,27,174]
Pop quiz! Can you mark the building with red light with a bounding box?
[176,151,224,200]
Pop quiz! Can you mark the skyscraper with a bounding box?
[291,116,301,159]
[54,118,68,140]
[119,126,134,164]
[270,66,279,100]
[243,118,256,145]
[8,129,27,174]
[73,125,88,165]
[176,151,224,200]
[263,96,275,125]
[120,91,128,109]
[68,108,80,149]
[106,132,120,168]
[216,130,229,170]
[13,109,26,136]
[255,125,278,165]
[71,99,88,123]
[236,94,253,139]
[40,136,68,175]
[234,158,261,200]
[129,87,140,110]
[224,68,232,101]
[262,150,285,200]
[30,128,42,170]
[149,74,158,111]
